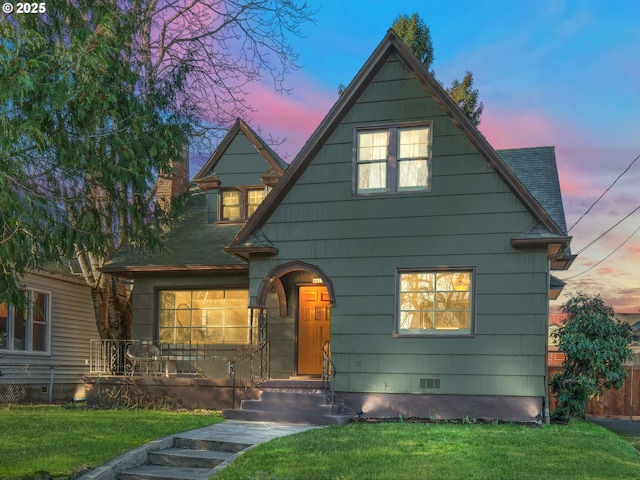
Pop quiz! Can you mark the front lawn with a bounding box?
[0,405,221,478]
[214,420,640,480]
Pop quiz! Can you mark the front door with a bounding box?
[297,285,331,375]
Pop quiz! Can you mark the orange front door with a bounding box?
[297,285,331,375]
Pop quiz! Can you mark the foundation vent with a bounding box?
[420,378,440,389]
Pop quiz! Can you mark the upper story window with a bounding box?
[395,268,474,336]
[0,290,50,353]
[220,188,265,222]
[355,123,432,194]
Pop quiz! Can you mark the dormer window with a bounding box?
[355,123,432,194]
[220,188,265,222]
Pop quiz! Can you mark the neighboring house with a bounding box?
[0,266,97,404]
[99,30,575,422]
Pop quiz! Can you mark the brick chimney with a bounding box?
[156,148,189,211]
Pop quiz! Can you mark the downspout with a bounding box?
[544,259,551,425]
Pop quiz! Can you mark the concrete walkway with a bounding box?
[79,421,320,480]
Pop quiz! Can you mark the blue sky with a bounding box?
[222,0,640,312]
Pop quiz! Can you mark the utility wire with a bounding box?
[574,205,640,255]
[562,221,640,280]
[568,152,640,232]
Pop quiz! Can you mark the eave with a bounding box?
[510,236,576,271]
[224,245,279,261]
[550,254,577,271]
[99,263,249,278]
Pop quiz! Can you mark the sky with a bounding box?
[200,0,640,313]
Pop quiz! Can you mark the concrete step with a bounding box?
[259,390,329,402]
[148,447,234,468]
[172,437,251,453]
[119,464,213,480]
[223,407,350,425]
[239,399,334,414]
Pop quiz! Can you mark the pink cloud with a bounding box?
[246,75,336,159]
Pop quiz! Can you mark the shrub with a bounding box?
[551,292,632,421]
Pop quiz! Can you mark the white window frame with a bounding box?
[0,289,51,354]
[354,122,432,194]
[394,267,475,337]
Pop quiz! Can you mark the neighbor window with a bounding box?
[395,269,473,336]
[220,188,265,222]
[158,289,251,344]
[0,290,50,353]
[356,124,431,193]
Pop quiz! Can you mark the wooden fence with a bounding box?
[548,365,640,418]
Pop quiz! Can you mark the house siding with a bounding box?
[250,53,550,402]
[0,271,97,402]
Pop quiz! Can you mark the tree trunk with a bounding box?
[90,274,132,340]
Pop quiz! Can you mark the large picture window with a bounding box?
[158,289,251,344]
[0,290,50,353]
[356,124,431,194]
[395,268,474,336]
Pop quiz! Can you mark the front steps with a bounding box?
[119,437,250,480]
[222,381,352,425]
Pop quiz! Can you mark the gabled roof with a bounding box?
[193,118,286,183]
[102,189,247,276]
[229,29,569,252]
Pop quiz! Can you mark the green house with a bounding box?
[100,30,574,423]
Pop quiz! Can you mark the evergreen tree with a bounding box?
[392,12,484,127]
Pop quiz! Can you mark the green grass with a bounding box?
[214,420,640,480]
[0,405,222,478]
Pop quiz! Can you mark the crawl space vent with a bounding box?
[420,378,440,389]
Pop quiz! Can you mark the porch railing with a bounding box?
[230,340,270,408]
[89,340,254,378]
[322,341,336,412]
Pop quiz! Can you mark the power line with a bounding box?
[568,152,640,232]
[574,205,640,255]
[562,221,640,280]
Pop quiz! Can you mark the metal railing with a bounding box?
[230,340,270,408]
[322,341,336,412]
[89,340,254,378]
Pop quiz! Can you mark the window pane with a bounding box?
[358,161,386,192]
[358,131,388,161]
[247,189,264,217]
[398,127,429,159]
[398,159,428,189]
[32,322,46,351]
[222,191,241,221]
[33,293,47,323]
[31,293,48,352]
[14,306,26,350]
